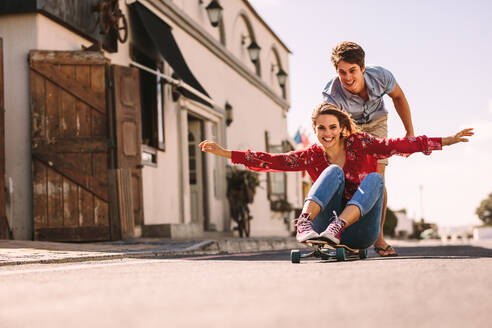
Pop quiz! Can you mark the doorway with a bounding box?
[187,115,206,226]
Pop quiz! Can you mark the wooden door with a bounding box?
[0,38,8,239]
[30,50,112,241]
[111,65,144,229]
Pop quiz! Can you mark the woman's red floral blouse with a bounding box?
[231,132,442,200]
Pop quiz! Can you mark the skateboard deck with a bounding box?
[290,238,368,263]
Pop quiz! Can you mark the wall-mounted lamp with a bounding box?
[225,102,233,126]
[276,68,288,88]
[204,0,223,27]
[241,35,261,63]
[271,64,288,88]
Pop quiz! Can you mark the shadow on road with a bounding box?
[386,245,492,259]
[157,244,492,262]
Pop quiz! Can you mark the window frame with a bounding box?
[130,45,166,153]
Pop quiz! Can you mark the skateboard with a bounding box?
[290,239,368,263]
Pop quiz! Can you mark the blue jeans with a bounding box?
[307,165,384,249]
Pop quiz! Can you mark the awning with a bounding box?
[130,2,212,107]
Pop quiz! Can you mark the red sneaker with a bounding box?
[320,212,346,244]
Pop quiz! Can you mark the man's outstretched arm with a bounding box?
[388,83,415,137]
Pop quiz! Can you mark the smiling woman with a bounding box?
[199,102,473,249]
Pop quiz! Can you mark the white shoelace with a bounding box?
[293,215,312,232]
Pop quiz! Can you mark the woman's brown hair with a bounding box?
[311,102,359,137]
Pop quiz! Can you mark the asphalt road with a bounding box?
[1,244,491,328]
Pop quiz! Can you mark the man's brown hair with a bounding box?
[331,41,365,70]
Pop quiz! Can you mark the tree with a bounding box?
[476,193,492,225]
[383,207,398,237]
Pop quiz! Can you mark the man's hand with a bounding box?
[199,140,232,158]
[442,128,474,146]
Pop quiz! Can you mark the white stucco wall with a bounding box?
[0,14,37,239]
[153,0,296,236]
[0,14,93,239]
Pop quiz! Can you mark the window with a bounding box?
[131,46,166,151]
[188,132,197,185]
[265,131,286,201]
[268,144,286,200]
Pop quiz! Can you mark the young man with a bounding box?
[322,41,415,257]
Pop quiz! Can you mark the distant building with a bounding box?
[0,0,301,241]
[439,225,474,241]
[473,226,492,240]
[394,210,413,239]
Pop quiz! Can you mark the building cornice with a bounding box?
[138,0,290,111]
[241,0,292,54]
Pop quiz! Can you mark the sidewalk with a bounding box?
[0,236,301,266]
[1,237,492,267]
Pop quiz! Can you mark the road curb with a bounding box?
[0,237,302,267]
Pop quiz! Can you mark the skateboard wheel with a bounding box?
[359,249,368,259]
[291,250,301,263]
[335,247,346,261]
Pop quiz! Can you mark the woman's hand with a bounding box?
[442,128,474,146]
[199,140,232,158]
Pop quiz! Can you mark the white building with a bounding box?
[0,0,302,241]
[394,211,413,239]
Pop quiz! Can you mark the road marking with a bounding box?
[0,251,291,276]
[0,259,180,276]
[177,251,279,260]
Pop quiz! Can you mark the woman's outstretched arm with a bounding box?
[199,140,231,158]
[200,140,318,172]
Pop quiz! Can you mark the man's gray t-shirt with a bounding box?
[322,66,396,125]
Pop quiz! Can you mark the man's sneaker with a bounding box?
[294,213,319,242]
[319,211,346,244]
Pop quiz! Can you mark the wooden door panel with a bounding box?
[30,50,111,241]
[131,170,143,226]
[30,70,47,138]
[30,62,106,114]
[61,89,77,137]
[94,198,109,226]
[46,166,63,227]
[75,65,91,88]
[33,152,108,201]
[32,160,48,228]
[46,80,61,138]
[92,110,108,137]
[76,101,92,137]
[79,187,95,226]
[112,65,144,229]
[63,178,79,227]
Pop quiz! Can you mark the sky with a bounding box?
[248,0,492,228]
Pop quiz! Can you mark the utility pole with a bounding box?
[419,185,424,222]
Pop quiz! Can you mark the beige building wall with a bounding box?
[148,0,298,236]
[0,14,97,239]
[0,0,300,239]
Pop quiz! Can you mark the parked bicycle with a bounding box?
[226,167,259,238]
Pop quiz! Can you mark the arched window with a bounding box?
[268,46,287,99]
[232,12,261,77]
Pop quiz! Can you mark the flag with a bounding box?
[293,129,302,144]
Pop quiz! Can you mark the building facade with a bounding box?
[0,0,302,241]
